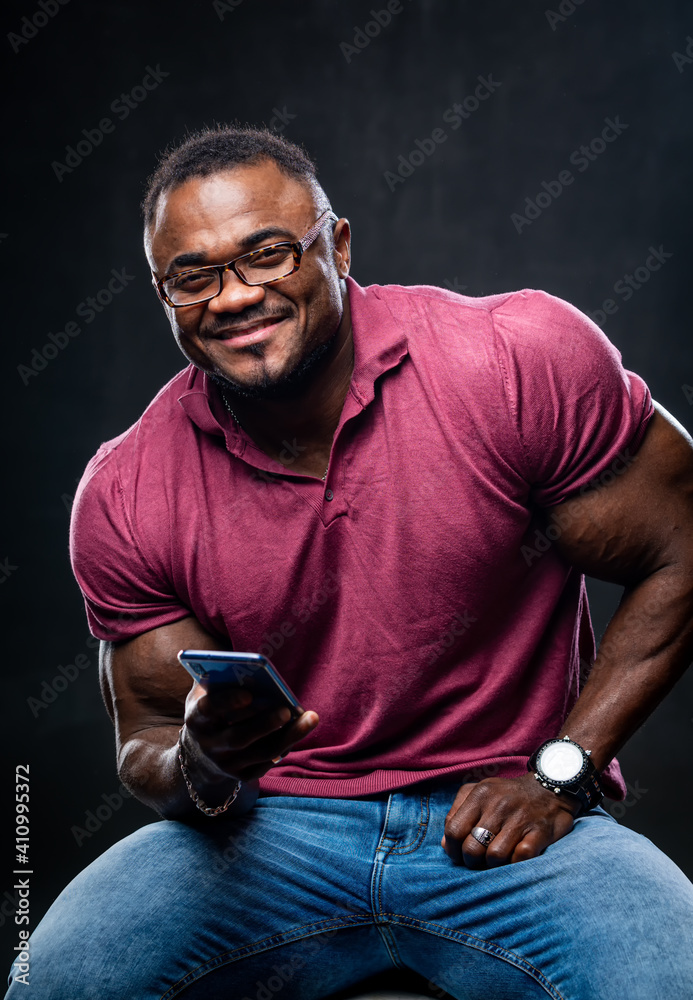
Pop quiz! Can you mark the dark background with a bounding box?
[3,0,692,983]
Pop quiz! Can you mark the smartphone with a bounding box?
[177,649,304,720]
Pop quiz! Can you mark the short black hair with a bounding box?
[142,124,323,227]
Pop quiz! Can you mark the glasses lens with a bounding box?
[237,245,295,284]
[164,268,219,305]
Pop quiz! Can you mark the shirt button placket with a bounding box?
[325,488,334,502]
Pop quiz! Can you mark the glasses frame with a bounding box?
[154,208,338,308]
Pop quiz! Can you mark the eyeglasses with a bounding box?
[154,208,338,308]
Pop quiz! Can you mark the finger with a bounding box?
[443,799,484,864]
[441,785,475,850]
[443,782,478,827]
[193,685,254,723]
[486,814,572,868]
[265,710,320,762]
[484,824,530,868]
[510,831,549,864]
[223,708,318,758]
[221,704,296,751]
[232,711,319,779]
[461,826,500,870]
[508,809,574,864]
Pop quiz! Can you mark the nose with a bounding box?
[206,267,267,314]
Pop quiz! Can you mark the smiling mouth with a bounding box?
[213,316,287,340]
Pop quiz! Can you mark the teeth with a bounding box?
[227,319,276,337]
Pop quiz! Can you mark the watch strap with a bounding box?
[570,766,604,812]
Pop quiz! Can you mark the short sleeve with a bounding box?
[69,445,191,642]
[490,289,654,507]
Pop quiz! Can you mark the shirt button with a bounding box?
[325,488,334,501]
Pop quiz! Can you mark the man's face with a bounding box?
[146,160,350,399]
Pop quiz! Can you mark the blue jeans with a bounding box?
[6,780,693,999]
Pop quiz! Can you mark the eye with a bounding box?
[249,246,292,267]
[170,269,216,291]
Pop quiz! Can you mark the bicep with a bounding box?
[544,403,693,585]
[99,615,225,753]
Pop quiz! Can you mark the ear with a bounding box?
[333,218,351,278]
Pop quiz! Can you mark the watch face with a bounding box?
[537,741,584,782]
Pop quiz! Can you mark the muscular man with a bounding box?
[7,126,693,999]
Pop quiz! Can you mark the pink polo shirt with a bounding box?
[70,277,653,801]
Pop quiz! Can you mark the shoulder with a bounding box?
[363,281,604,353]
[73,365,196,507]
[364,282,619,381]
[489,288,623,367]
[367,280,515,325]
[358,281,517,368]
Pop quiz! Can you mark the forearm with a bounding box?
[560,562,693,772]
[118,724,260,825]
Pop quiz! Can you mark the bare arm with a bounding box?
[544,402,693,768]
[443,403,693,866]
[100,616,318,825]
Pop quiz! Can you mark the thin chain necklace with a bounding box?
[220,389,329,481]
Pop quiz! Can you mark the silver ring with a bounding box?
[471,825,496,847]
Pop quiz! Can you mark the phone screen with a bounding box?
[177,649,304,719]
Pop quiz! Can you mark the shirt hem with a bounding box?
[258,757,626,800]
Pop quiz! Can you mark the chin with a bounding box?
[209,334,336,402]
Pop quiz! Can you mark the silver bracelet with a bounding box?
[177,728,242,817]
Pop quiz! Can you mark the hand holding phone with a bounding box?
[177,649,319,789]
[177,650,304,720]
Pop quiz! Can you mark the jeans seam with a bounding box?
[390,794,430,854]
[158,916,374,999]
[383,913,566,1000]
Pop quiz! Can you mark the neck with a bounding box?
[220,297,354,477]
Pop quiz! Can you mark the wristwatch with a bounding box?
[527,735,604,813]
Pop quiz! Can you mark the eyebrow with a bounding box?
[165,225,298,275]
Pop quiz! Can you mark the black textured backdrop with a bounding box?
[3,0,693,978]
